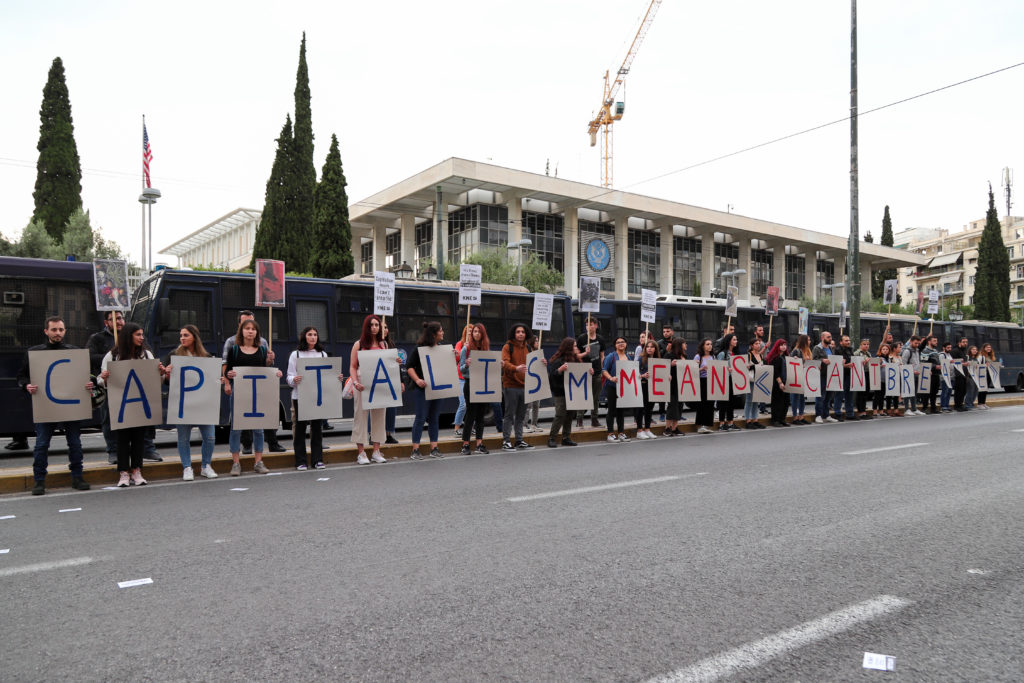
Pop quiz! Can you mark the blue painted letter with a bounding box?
[568,370,589,401]
[424,353,453,391]
[306,364,332,406]
[369,358,397,403]
[45,358,79,405]
[178,365,204,419]
[475,357,498,398]
[118,368,152,423]
[242,374,265,418]
[526,356,542,395]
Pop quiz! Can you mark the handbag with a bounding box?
[342,376,355,400]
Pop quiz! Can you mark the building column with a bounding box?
[432,190,449,276]
[400,214,416,269]
[700,231,715,298]
[659,224,674,295]
[563,206,578,296]
[861,260,873,300]
[506,193,523,245]
[372,223,387,273]
[771,242,787,302]
[737,237,752,303]
[614,215,629,299]
[805,249,818,302]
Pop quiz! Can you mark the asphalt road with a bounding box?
[1,406,1022,681]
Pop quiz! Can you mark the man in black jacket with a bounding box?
[18,316,93,495]
[950,337,970,411]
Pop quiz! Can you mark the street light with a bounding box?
[507,238,533,287]
[822,282,846,314]
[138,186,161,272]
[719,268,746,296]
[419,265,439,282]
[393,261,414,280]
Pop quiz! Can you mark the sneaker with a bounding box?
[410,449,424,460]
[561,438,578,446]
[825,416,838,423]
[131,469,148,486]
[32,482,45,495]
[698,426,712,434]
[71,477,90,490]
[253,461,270,474]
[143,453,163,462]
[547,438,558,448]
[429,448,444,459]
[315,462,326,470]
[183,468,194,481]
[267,444,286,453]
[719,424,730,432]
[296,464,307,471]
[814,416,824,424]
[201,465,218,479]
[356,452,370,465]
[242,446,253,454]
[371,451,387,463]
[915,410,927,416]
[637,430,650,440]
[515,441,533,450]
[619,433,630,442]
[607,434,618,442]
[230,462,241,477]
[474,445,489,454]
[904,411,915,417]
[663,429,675,437]
[385,434,399,444]
[461,444,472,455]
[117,471,130,487]
[501,441,515,451]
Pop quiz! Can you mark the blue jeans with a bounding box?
[385,406,397,434]
[832,389,854,417]
[411,387,440,445]
[964,380,978,408]
[454,378,467,426]
[33,421,84,483]
[940,384,951,409]
[790,393,805,417]
[814,393,831,418]
[230,428,263,453]
[743,393,760,421]
[176,424,214,468]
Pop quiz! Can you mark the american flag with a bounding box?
[143,123,153,188]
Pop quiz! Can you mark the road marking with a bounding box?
[0,556,95,578]
[266,472,283,476]
[229,488,248,491]
[0,515,15,520]
[506,474,703,503]
[842,442,928,455]
[0,548,9,554]
[967,568,990,575]
[645,594,911,683]
[1011,429,1024,433]
[58,507,82,513]
[316,477,330,481]
[118,577,153,588]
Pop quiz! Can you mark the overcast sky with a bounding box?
[1,0,1021,265]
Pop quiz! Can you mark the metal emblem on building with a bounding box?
[585,238,611,272]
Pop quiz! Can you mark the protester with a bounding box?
[877,342,899,417]
[790,334,812,424]
[636,338,660,438]
[656,324,675,422]
[919,335,941,414]
[575,318,606,428]
[743,338,766,429]
[834,334,856,421]
[951,337,970,411]
[633,330,648,362]
[18,316,93,495]
[811,331,836,423]
[453,323,473,437]
[766,338,791,427]
[978,342,997,409]
[524,335,542,433]
[99,322,165,487]
[900,336,925,416]
[222,310,285,454]
[163,325,218,480]
[547,337,590,448]
[459,323,492,455]
[602,336,631,442]
[501,323,536,450]
[663,338,688,437]
[407,321,446,459]
[87,310,132,464]
[349,315,389,464]
[852,338,873,420]
[939,341,954,412]
[964,345,980,409]
[712,324,735,356]
[288,326,343,470]
[694,338,715,434]
[714,333,741,432]
[223,319,281,475]
[380,321,401,444]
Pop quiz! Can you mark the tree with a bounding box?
[863,231,873,243]
[290,33,316,272]
[973,184,1010,321]
[449,249,563,293]
[873,205,897,301]
[309,134,354,278]
[14,220,61,259]
[32,57,82,242]
[251,116,300,269]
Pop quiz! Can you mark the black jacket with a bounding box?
[17,340,80,392]
[87,328,115,374]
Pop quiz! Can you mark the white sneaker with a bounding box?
[200,465,218,479]
[825,416,838,423]
[904,411,915,417]
[637,430,650,440]
[370,451,387,464]
[915,410,927,416]
[356,452,370,465]
[648,430,658,439]
[607,434,618,442]
[619,433,630,442]
[698,426,712,434]
[182,467,194,481]
[815,416,824,424]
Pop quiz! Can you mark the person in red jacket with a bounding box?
[501,323,534,451]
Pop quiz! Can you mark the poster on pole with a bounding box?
[564,363,594,411]
[915,290,925,315]
[614,360,643,408]
[927,290,939,315]
[523,350,552,404]
[640,288,657,324]
[579,276,601,313]
[166,356,222,425]
[255,259,286,307]
[883,279,899,305]
[92,259,131,311]
[30,349,92,423]
[458,264,482,306]
[532,293,554,331]
[725,286,738,318]
[765,286,780,317]
[373,271,395,316]
[798,307,809,335]
[358,350,402,410]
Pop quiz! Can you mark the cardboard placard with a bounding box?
[579,276,601,313]
[850,358,867,392]
[296,356,344,419]
[614,360,643,408]
[418,344,461,400]
[803,360,821,399]
[927,289,939,315]
[939,358,954,388]
[467,350,502,403]
[524,350,552,404]
[676,359,700,402]
[373,271,395,316]
[765,286,780,317]
[231,366,279,430]
[751,365,774,404]
[988,362,1003,391]
[29,349,92,423]
[647,358,672,403]
[166,356,223,425]
[900,364,915,398]
[784,357,805,394]
[458,264,482,306]
[564,363,594,411]
[883,279,899,305]
[532,293,554,331]
[92,259,131,311]
[824,357,845,392]
[884,363,901,397]
[707,360,731,401]
[798,307,809,335]
[255,259,285,307]
[358,350,402,410]
[108,359,164,430]
[730,355,750,395]
[917,363,932,395]
[640,288,657,324]
[868,358,884,391]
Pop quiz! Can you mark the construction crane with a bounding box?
[587,0,663,189]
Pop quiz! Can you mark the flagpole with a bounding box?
[141,115,147,272]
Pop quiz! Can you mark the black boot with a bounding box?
[71,477,91,491]
[32,481,45,495]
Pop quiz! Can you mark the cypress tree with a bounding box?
[310,134,354,279]
[251,116,296,269]
[974,184,1010,321]
[32,57,82,242]
[873,206,897,301]
[291,33,316,273]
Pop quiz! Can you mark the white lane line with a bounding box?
[117,577,153,588]
[0,556,95,578]
[506,474,703,503]
[0,548,9,554]
[229,488,248,491]
[842,442,928,455]
[1011,429,1024,433]
[0,515,15,520]
[316,477,330,481]
[645,594,911,683]
[58,507,82,513]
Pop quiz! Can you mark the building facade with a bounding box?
[159,208,261,271]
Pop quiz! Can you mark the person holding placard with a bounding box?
[964,345,980,410]
[919,335,941,414]
[877,342,899,417]
[833,335,856,421]
[223,319,281,476]
[350,315,389,464]
[951,337,969,411]
[743,339,766,429]
[811,332,836,424]
[288,326,343,470]
[978,343,998,409]
[524,336,542,433]
[636,339,661,439]
[99,323,165,487]
[500,323,535,451]
[575,318,606,428]
[458,323,492,455]
[163,325,219,480]
[601,336,632,442]
[407,321,447,459]
[547,337,589,448]
[17,316,94,495]
[765,339,791,427]
[221,310,284,454]
[380,321,402,444]
[88,310,126,464]
[714,334,741,432]
[790,335,812,424]
[693,338,715,434]
[900,336,925,416]
[657,325,675,423]
[938,341,954,412]
[852,338,873,420]
[453,324,473,437]
[663,338,688,437]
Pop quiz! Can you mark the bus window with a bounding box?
[615,303,640,345]
[161,289,214,348]
[295,300,329,342]
[2,278,98,348]
[506,296,534,326]
[457,298,504,344]
[336,288,372,341]
[549,300,567,340]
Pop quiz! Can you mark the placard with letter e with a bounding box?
[166,356,222,425]
[30,349,92,423]
[647,358,672,403]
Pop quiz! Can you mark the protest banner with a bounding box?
[373,271,395,317]
[166,356,222,425]
[850,358,867,392]
[296,357,344,419]
[614,360,643,408]
[927,290,939,315]
[676,359,700,402]
[978,363,989,391]
[798,307,809,335]
[532,293,554,332]
[640,288,657,326]
[917,363,932,395]
[803,360,821,399]
[988,362,1003,391]
[883,279,899,305]
[92,259,131,311]
[255,259,286,308]
[784,357,805,394]
[358,350,402,410]
[707,360,730,401]
[468,350,503,403]
[900,364,915,398]
[967,361,980,390]
[108,359,164,430]
[418,344,461,400]
[647,358,672,404]
[730,355,750,394]
[765,285,780,342]
[524,350,552,404]
[725,286,738,319]
[231,366,279,430]
[458,264,482,306]
[29,349,92,423]
[824,357,844,392]
[939,358,954,388]
[884,363,901,398]
[868,358,883,391]
[751,365,774,404]
[565,363,594,411]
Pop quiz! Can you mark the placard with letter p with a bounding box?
[166,356,223,425]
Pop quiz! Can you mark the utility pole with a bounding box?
[1003,167,1013,218]
[848,0,861,341]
